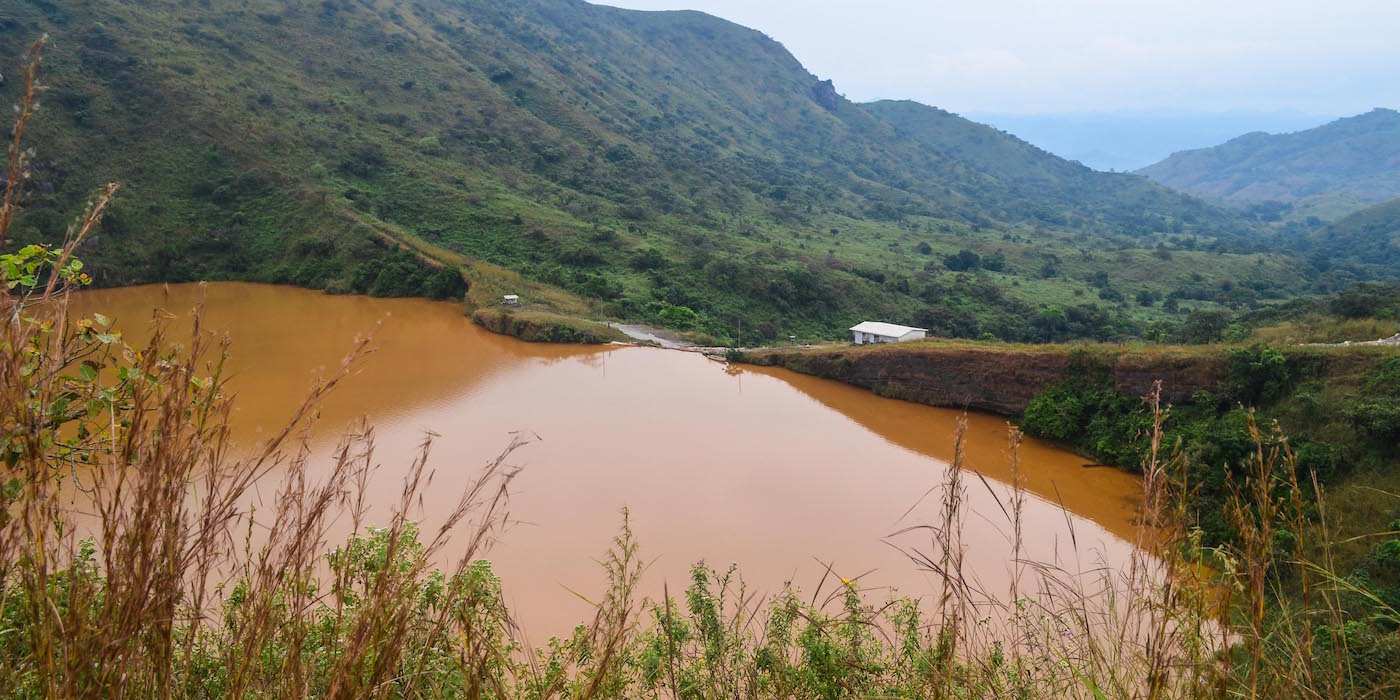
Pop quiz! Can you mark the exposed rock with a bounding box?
[810,79,839,112]
[1316,333,1400,347]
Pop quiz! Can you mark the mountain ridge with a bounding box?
[1139,108,1400,221]
[1,0,1316,342]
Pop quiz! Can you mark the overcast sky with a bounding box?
[591,0,1399,116]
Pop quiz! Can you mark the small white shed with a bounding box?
[850,321,927,345]
[503,294,520,305]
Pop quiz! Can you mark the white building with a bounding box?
[503,294,520,305]
[849,321,927,345]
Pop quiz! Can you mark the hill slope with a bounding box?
[1139,109,1400,221]
[1309,197,1400,275]
[863,100,1225,232]
[2,0,1301,342]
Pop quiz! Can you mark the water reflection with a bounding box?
[70,283,1142,640]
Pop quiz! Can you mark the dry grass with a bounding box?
[1250,315,1400,345]
[462,260,598,317]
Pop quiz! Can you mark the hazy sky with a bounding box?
[592,0,1399,116]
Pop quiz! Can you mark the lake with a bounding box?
[70,282,1144,641]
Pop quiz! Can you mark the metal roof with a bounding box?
[849,321,927,337]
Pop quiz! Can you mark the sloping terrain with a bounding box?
[2,0,1304,341]
[863,100,1232,237]
[1308,197,1400,275]
[1139,108,1400,221]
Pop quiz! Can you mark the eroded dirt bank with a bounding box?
[735,342,1227,416]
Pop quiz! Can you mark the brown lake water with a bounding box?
[71,282,1144,641]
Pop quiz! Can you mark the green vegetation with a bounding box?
[4,0,1362,344]
[1277,197,1400,286]
[472,307,627,344]
[8,265,1400,695]
[1237,280,1400,342]
[5,58,1400,697]
[1021,342,1400,536]
[1018,339,1400,693]
[1139,108,1400,222]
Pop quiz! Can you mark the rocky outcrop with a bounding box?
[739,343,1225,416]
[1315,333,1400,347]
[810,79,839,112]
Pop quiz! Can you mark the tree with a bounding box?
[943,249,981,272]
[1180,309,1231,344]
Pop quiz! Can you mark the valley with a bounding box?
[2,0,1400,696]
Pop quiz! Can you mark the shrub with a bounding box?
[340,142,387,176]
[943,249,981,272]
[1180,309,1232,343]
[1225,344,1291,406]
[658,304,699,330]
[1020,384,1086,441]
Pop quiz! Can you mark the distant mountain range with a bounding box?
[965,111,1332,172]
[1138,109,1400,221]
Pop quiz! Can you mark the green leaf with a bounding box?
[78,363,98,382]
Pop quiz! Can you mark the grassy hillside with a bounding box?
[1139,108,1400,221]
[865,100,1235,227]
[0,0,1318,344]
[1313,197,1400,272]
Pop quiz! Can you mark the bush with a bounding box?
[1021,384,1086,441]
[657,304,699,330]
[943,249,981,272]
[1332,283,1400,319]
[1346,401,1400,444]
[1019,366,1153,468]
[340,142,387,177]
[1097,287,1124,303]
[1180,309,1232,343]
[1343,359,1400,446]
[422,266,467,300]
[1225,344,1291,406]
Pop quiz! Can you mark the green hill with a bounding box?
[862,100,1233,235]
[1305,197,1400,277]
[1138,108,1400,221]
[2,0,1307,342]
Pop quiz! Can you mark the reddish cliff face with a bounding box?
[741,343,1225,416]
